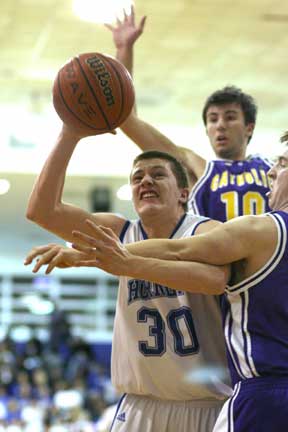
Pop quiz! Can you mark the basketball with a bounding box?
[52,52,135,134]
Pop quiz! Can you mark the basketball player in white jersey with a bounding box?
[25,123,231,431]
[58,132,288,432]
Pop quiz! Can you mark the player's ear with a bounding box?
[246,122,255,138]
[179,188,189,204]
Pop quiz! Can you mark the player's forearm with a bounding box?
[126,237,209,262]
[120,115,181,156]
[116,43,180,155]
[126,230,235,266]
[126,238,180,259]
[116,44,196,171]
[116,46,134,76]
[26,129,79,225]
[116,45,137,118]
[125,255,226,294]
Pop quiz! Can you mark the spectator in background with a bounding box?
[0,338,16,393]
[48,303,72,358]
[65,337,93,382]
[0,334,109,430]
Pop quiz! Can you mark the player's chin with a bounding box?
[136,202,161,215]
[267,194,275,211]
[215,146,233,159]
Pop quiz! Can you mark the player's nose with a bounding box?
[267,165,276,179]
[140,174,153,185]
[215,117,226,130]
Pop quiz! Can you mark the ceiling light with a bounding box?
[73,0,133,24]
[0,179,10,195]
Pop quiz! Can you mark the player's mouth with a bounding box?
[266,180,273,198]
[216,135,228,144]
[140,191,158,200]
[267,179,273,191]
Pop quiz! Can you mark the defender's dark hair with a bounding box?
[132,150,189,211]
[202,85,258,127]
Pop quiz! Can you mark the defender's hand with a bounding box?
[105,5,146,49]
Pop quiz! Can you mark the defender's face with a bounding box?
[267,150,288,211]
[130,158,187,218]
[205,103,254,160]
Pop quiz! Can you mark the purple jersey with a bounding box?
[223,211,288,386]
[189,156,272,221]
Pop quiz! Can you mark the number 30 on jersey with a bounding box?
[137,306,199,357]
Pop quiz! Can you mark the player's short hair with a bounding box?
[202,85,258,127]
[132,150,189,211]
[280,131,288,145]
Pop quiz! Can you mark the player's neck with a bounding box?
[140,211,186,239]
[276,204,288,213]
[216,153,247,162]
[215,147,247,162]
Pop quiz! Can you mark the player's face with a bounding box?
[130,158,188,218]
[267,150,288,211]
[205,103,254,160]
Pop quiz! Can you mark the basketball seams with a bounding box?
[75,56,111,130]
[99,55,126,127]
[53,52,134,134]
[104,55,134,126]
[56,67,107,132]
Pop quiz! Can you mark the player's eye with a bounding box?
[153,171,166,179]
[131,176,142,184]
[207,116,217,123]
[278,158,288,168]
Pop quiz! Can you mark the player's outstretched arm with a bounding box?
[105,5,146,78]
[121,117,205,187]
[125,215,274,267]
[70,216,276,291]
[71,219,235,265]
[71,221,228,294]
[106,6,205,188]
[26,124,126,243]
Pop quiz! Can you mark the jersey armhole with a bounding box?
[189,161,214,200]
[225,212,286,295]
[119,220,131,243]
[190,217,211,236]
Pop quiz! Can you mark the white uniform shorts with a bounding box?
[110,394,224,432]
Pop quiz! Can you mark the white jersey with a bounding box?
[111,213,231,401]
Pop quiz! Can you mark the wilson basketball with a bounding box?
[52,52,135,134]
